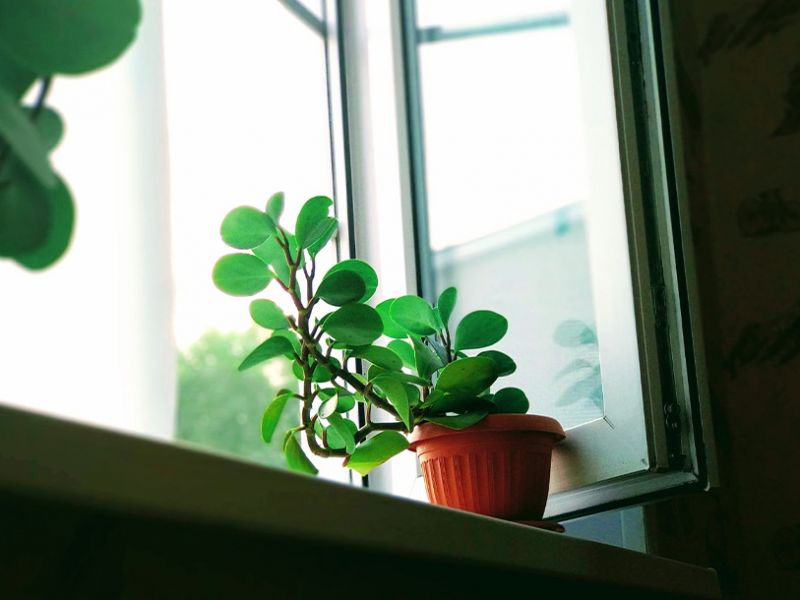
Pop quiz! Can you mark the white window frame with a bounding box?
[325,0,717,518]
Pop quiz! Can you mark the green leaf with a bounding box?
[491,387,529,414]
[326,259,378,303]
[326,413,356,454]
[0,165,49,256]
[345,431,409,476]
[424,391,493,416]
[253,235,292,286]
[371,370,429,386]
[428,337,449,365]
[0,86,55,186]
[307,217,337,257]
[220,206,274,249]
[373,374,412,430]
[424,412,488,430]
[376,299,407,338]
[318,395,339,419]
[11,174,74,270]
[435,357,498,395]
[0,0,142,75]
[29,107,63,151]
[411,336,443,381]
[312,357,340,383]
[317,269,365,307]
[454,310,508,351]
[295,195,333,248]
[322,304,383,346]
[437,287,457,328]
[238,335,294,371]
[271,329,302,356]
[213,253,272,296]
[249,299,288,330]
[261,392,292,443]
[0,45,35,98]
[390,295,438,336]
[336,392,356,413]
[266,191,284,223]
[477,350,516,377]
[387,340,415,369]
[284,434,318,475]
[348,345,402,371]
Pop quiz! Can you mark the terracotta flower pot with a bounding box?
[408,414,566,521]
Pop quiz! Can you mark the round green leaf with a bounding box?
[322,304,383,346]
[317,269,365,306]
[12,174,74,270]
[295,195,333,248]
[266,191,284,222]
[492,387,530,414]
[220,206,274,249]
[348,345,403,371]
[0,165,51,256]
[326,259,378,303]
[477,350,516,377]
[387,340,415,369]
[435,357,498,395]
[454,310,508,351]
[411,336,443,381]
[0,0,142,75]
[213,253,272,296]
[437,287,457,328]
[390,295,438,336]
[376,299,407,338]
[238,335,294,371]
[249,299,288,330]
[30,106,63,151]
[345,431,409,476]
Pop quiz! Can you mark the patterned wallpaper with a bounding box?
[646,1,800,597]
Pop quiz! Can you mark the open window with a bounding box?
[327,0,716,517]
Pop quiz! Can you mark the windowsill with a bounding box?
[0,402,719,598]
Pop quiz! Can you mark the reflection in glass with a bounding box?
[417,1,610,428]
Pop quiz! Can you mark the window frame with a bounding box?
[325,0,717,518]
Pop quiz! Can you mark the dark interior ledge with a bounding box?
[0,403,720,598]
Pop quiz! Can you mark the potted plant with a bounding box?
[212,193,565,522]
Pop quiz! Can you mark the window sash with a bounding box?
[326,0,716,517]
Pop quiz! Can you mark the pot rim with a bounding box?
[408,413,566,450]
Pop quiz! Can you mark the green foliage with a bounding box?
[176,329,296,469]
[213,192,532,476]
[0,0,142,270]
[213,253,273,297]
[390,295,438,336]
[454,310,508,351]
[220,206,275,249]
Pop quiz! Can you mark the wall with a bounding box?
[644,1,800,597]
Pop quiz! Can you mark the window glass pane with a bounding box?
[1,1,343,482]
[417,1,610,429]
[163,0,342,480]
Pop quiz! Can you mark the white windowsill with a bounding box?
[0,402,720,598]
